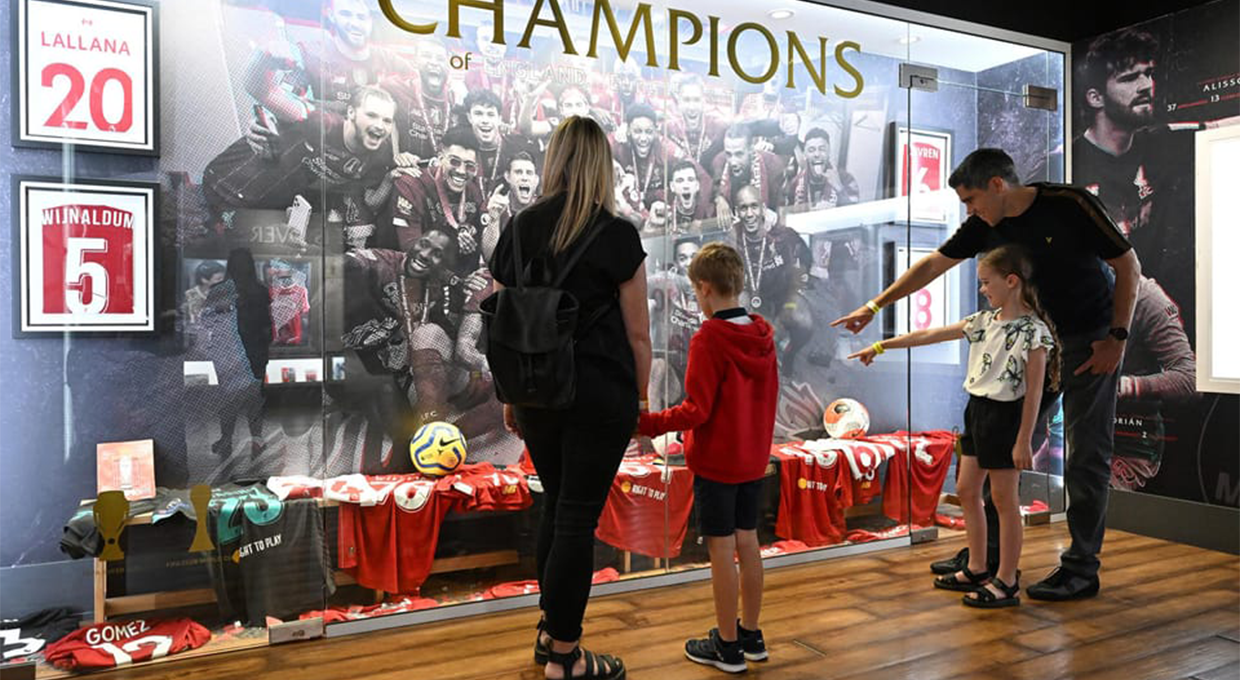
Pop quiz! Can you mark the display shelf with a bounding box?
[87,497,521,623]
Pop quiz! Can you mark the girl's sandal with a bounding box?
[933,566,991,592]
[546,645,626,680]
[534,618,550,665]
[963,576,1021,608]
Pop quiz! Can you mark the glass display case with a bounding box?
[0,0,1066,672]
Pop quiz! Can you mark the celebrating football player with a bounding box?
[788,128,860,209]
[732,185,814,370]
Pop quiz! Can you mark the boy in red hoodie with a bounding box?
[639,242,780,674]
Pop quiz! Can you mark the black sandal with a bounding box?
[933,566,991,592]
[547,645,626,680]
[963,576,1021,608]
[534,618,549,665]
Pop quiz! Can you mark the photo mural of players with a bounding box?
[156,0,945,485]
[1071,2,1240,505]
[647,238,701,411]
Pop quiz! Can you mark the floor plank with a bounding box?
[81,526,1237,680]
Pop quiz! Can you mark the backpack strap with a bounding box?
[573,293,616,341]
[551,213,608,288]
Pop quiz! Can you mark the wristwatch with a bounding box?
[1108,327,1129,341]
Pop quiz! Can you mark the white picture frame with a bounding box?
[1195,124,1240,394]
[894,125,953,225]
[884,243,960,365]
[14,176,159,334]
[13,0,159,155]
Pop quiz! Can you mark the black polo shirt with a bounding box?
[938,183,1132,335]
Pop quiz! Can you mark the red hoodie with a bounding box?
[639,314,779,483]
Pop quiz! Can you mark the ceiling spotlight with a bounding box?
[767,9,795,20]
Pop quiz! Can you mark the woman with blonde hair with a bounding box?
[488,116,650,680]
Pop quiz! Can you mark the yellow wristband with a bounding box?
[871,341,886,355]
[865,300,881,315]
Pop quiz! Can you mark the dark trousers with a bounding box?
[515,406,636,642]
[979,326,1118,578]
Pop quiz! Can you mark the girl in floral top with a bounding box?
[850,245,1060,608]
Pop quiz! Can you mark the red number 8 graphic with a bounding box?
[914,289,933,330]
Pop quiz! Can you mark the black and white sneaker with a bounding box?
[685,628,746,674]
[737,622,767,661]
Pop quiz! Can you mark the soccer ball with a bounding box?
[823,398,870,439]
[410,422,467,476]
[652,433,683,458]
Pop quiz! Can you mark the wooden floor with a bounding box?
[103,526,1239,680]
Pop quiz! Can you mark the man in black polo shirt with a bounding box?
[833,149,1141,601]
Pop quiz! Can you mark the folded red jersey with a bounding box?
[43,618,210,670]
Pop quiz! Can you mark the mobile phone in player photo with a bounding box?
[253,104,278,135]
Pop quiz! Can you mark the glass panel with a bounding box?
[186,0,332,645]
[632,4,922,573]
[0,0,1065,662]
[907,29,1066,557]
[0,0,337,662]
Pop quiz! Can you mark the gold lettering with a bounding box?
[377,0,863,100]
[667,9,702,72]
[378,0,435,35]
[518,0,578,55]
[707,16,721,77]
[834,40,864,98]
[588,1,657,67]
[446,0,504,41]
[728,23,779,85]
[787,32,828,94]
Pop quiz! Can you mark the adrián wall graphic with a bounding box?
[378,0,865,98]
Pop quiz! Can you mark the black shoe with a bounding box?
[930,547,969,575]
[685,629,746,674]
[737,622,767,662]
[1026,567,1100,601]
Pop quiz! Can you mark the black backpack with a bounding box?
[479,211,611,409]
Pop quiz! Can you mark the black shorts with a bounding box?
[960,395,1025,470]
[694,475,763,537]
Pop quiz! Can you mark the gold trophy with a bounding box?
[94,490,129,561]
[188,484,215,552]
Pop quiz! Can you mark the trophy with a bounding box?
[94,490,130,561]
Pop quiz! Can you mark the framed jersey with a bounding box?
[13,176,159,335]
[882,242,961,364]
[259,257,319,356]
[888,124,954,225]
[12,0,160,155]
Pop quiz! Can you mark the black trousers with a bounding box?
[979,326,1118,578]
[515,405,636,642]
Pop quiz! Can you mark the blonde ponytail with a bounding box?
[535,116,616,254]
[981,245,1061,392]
